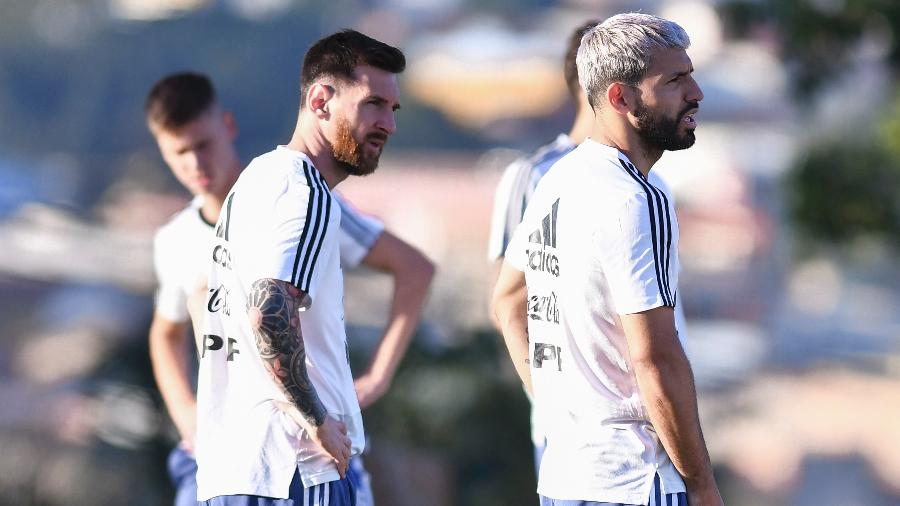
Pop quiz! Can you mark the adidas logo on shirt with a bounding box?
[526,199,560,277]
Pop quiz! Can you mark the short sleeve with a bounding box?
[152,231,189,322]
[256,163,332,306]
[335,196,384,268]
[597,192,677,315]
[487,158,530,261]
[503,199,538,273]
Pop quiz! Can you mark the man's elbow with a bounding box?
[491,289,511,329]
[417,255,436,284]
[400,248,436,288]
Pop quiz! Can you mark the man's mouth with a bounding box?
[681,107,699,127]
[366,134,388,150]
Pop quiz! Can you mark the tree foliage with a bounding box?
[720,0,900,98]
[786,97,900,249]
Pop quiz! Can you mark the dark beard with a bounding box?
[634,99,698,152]
[332,118,385,176]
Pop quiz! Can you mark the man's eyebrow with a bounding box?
[668,67,694,79]
[367,94,401,110]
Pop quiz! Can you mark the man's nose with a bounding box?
[687,75,704,103]
[378,111,397,135]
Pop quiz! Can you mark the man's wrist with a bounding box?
[307,407,327,427]
[683,471,717,492]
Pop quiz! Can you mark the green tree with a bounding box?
[720,0,900,98]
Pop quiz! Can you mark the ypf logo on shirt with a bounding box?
[526,199,560,277]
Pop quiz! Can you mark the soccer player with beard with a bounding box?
[146,72,432,506]
[493,13,722,506]
[194,31,407,505]
[486,20,692,482]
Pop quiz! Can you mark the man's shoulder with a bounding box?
[538,146,652,219]
[515,135,575,177]
[244,147,325,192]
[529,135,575,165]
[154,200,203,245]
[571,144,650,190]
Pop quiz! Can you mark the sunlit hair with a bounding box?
[564,20,600,102]
[576,13,690,108]
[300,29,406,107]
[145,72,216,131]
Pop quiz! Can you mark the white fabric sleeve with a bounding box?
[335,195,384,268]
[487,158,529,261]
[503,201,536,273]
[152,230,189,322]
[258,166,330,305]
[596,192,677,315]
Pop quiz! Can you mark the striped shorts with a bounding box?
[540,474,687,506]
[203,464,359,506]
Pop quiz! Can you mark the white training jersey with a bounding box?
[506,139,686,504]
[488,134,689,449]
[195,146,366,500]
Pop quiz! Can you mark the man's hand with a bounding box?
[276,401,352,478]
[170,400,197,454]
[621,307,721,505]
[309,416,352,478]
[148,314,199,455]
[354,372,390,410]
[687,484,724,506]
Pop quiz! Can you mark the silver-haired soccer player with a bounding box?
[494,13,722,506]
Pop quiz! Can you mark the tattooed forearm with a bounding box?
[247,278,326,427]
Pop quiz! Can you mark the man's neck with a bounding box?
[568,99,594,144]
[286,118,348,189]
[591,118,662,178]
[200,193,224,225]
[199,163,241,224]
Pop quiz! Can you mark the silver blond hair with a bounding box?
[576,13,690,108]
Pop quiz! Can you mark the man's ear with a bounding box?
[306,83,334,118]
[606,82,637,116]
[222,110,238,140]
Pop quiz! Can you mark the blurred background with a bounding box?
[1,0,899,504]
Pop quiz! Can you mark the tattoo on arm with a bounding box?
[247,278,326,426]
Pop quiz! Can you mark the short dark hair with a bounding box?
[300,29,406,106]
[564,20,600,102]
[145,72,216,131]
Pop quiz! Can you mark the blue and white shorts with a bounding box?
[167,446,199,506]
[540,474,687,506]
[202,464,360,506]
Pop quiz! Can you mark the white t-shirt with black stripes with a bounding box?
[506,139,686,504]
[196,146,365,501]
